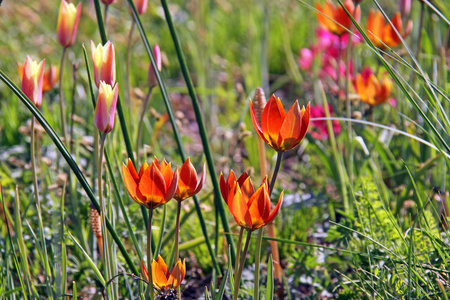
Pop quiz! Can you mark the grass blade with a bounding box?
[266,255,274,300]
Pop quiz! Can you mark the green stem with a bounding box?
[147,209,155,300]
[126,20,136,115]
[136,87,153,165]
[92,0,149,231]
[158,0,236,263]
[233,227,244,291]
[254,228,264,300]
[69,63,77,155]
[155,204,166,258]
[233,231,252,300]
[0,69,139,276]
[98,134,113,298]
[59,47,68,144]
[269,152,283,196]
[126,0,224,273]
[174,201,182,299]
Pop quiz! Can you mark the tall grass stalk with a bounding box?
[58,48,68,144]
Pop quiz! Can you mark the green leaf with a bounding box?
[265,255,274,300]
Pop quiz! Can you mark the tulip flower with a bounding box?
[101,0,115,5]
[122,157,178,210]
[399,0,411,17]
[94,81,119,134]
[316,0,360,36]
[141,256,185,292]
[148,44,162,87]
[250,94,310,152]
[57,0,82,48]
[367,10,412,50]
[21,56,45,109]
[134,0,148,15]
[91,41,116,87]
[353,67,392,106]
[220,172,283,232]
[42,65,59,93]
[174,158,206,202]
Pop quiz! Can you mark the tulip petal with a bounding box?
[279,101,302,150]
[266,191,284,225]
[228,183,252,230]
[193,163,206,195]
[249,100,268,144]
[152,258,169,291]
[165,167,178,202]
[261,95,286,147]
[122,163,140,203]
[247,183,271,230]
[138,163,166,208]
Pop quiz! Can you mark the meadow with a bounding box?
[0,0,450,299]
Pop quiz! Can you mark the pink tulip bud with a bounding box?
[95,81,119,134]
[298,48,314,70]
[101,0,115,5]
[399,0,411,17]
[134,0,148,15]
[91,40,116,87]
[57,0,82,48]
[21,56,45,109]
[148,44,162,87]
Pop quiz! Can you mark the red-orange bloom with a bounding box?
[316,0,360,36]
[367,10,412,49]
[142,256,185,292]
[353,67,392,106]
[250,95,310,152]
[174,158,206,202]
[122,158,178,210]
[219,172,283,232]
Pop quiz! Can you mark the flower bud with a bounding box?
[94,81,119,134]
[91,40,116,87]
[21,56,45,109]
[57,0,82,48]
[147,44,162,87]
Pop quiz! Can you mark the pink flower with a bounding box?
[21,56,45,109]
[309,104,341,140]
[299,48,314,71]
[57,0,82,48]
[94,81,119,134]
[91,41,116,87]
[134,0,147,15]
[148,44,162,87]
[399,0,411,17]
[101,0,116,5]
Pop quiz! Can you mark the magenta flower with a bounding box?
[94,81,119,134]
[299,48,314,71]
[309,104,341,140]
[148,44,162,87]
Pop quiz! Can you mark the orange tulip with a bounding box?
[219,172,283,232]
[367,10,412,49]
[142,256,186,292]
[21,56,45,109]
[174,158,206,202]
[219,170,249,203]
[316,0,360,36]
[250,94,310,152]
[57,0,82,48]
[354,67,392,106]
[122,157,178,210]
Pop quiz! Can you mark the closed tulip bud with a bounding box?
[94,81,118,134]
[174,158,205,202]
[42,65,59,93]
[91,41,116,87]
[399,0,411,17]
[57,0,82,48]
[101,0,116,5]
[147,44,162,87]
[21,56,45,109]
[134,0,148,15]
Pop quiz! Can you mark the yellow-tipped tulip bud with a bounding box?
[57,0,82,48]
[94,81,118,134]
[21,56,45,109]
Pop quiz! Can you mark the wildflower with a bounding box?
[309,104,341,140]
[219,172,283,232]
[142,256,185,293]
[399,0,411,17]
[354,67,392,106]
[367,10,412,49]
[21,56,45,109]
[316,0,360,36]
[122,157,178,210]
[174,158,205,202]
[148,44,162,87]
[57,0,82,48]
[299,48,314,71]
[101,0,115,4]
[91,41,116,87]
[250,94,310,152]
[94,81,118,133]
[134,0,148,15]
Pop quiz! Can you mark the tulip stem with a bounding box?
[126,19,136,114]
[59,47,68,145]
[98,134,113,299]
[269,152,283,196]
[254,227,264,300]
[233,227,244,292]
[147,209,155,300]
[69,62,78,155]
[233,230,252,300]
[136,87,153,165]
[174,201,182,299]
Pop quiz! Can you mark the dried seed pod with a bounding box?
[90,205,103,258]
[253,87,266,124]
